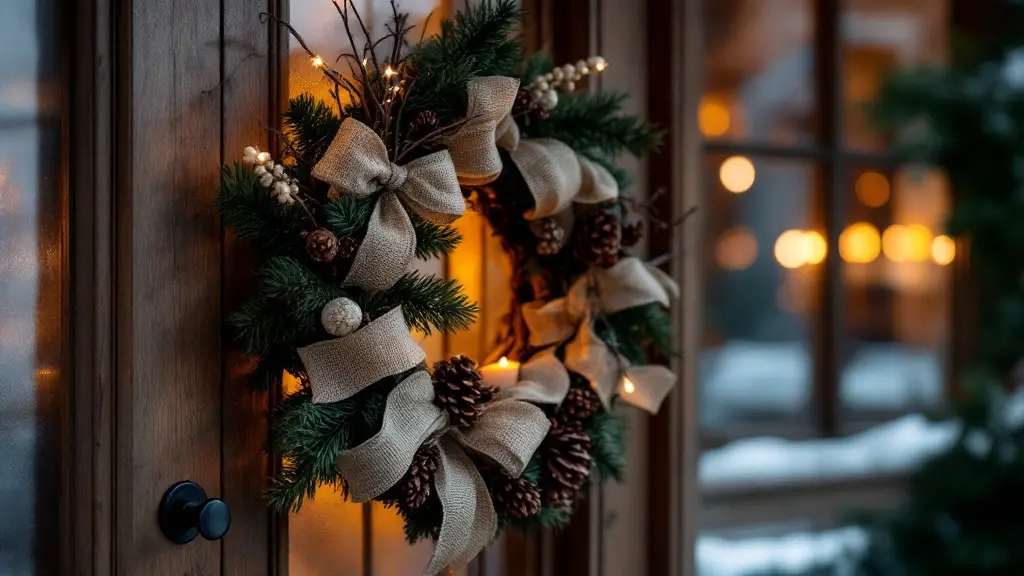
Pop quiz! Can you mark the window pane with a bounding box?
[0,0,63,572]
[840,166,950,430]
[842,0,950,150]
[703,0,815,146]
[700,155,820,438]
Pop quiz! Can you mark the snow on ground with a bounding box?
[700,413,959,487]
[697,527,865,576]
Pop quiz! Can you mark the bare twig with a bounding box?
[332,0,378,123]
[395,116,472,162]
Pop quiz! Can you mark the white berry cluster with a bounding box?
[527,55,608,111]
[242,146,300,205]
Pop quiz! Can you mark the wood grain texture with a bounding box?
[70,0,116,573]
[221,1,274,574]
[120,0,223,573]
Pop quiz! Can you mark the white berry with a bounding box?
[272,164,285,177]
[253,165,267,177]
[564,80,576,92]
[259,173,275,188]
[321,297,363,337]
[539,89,558,110]
[552,68,564,81]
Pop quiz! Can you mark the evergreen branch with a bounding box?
[525,90,664,160]
[586,408,628,484]
[372,272,479,335]
[323,195,375,237]
[412,215,463,259]
[283,94,343,170]
[218,163,307,256]
[521,51,554,85]
[597,303,675,365]
[229,296,317,358]
[405,0,523,121]
[260,256,348,322]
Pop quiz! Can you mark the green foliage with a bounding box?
[406,0,523,122]
[372,272,479,335]
[411,215,462,259]
[523,90,664,161]
[520,51,553,85]
[586,407,628,483]
[282,94,342,178]
[597,303,675,366]
[218,163,306,256]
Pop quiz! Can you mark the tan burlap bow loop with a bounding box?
[446,76,521,186]
[311,118,465,293]
[518,257,680,413]
[336,371,550,576]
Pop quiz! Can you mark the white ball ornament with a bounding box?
[321,297,363,337]
[539,89,559,110]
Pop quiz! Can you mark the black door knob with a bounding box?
[158,480,231,544]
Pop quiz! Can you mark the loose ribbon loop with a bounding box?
[520,257,681,413]
[494,347,572,405]
[447,76,521,186]
[312,118,466,292]
[336,372,550,576]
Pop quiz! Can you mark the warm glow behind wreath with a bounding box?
[217,2,675,574]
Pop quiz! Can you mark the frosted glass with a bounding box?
[0,0,64,573]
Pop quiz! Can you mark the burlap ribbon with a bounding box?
[336,371,550,576]
[446,76,521,186]
[520,257,680,413]
[312,118,465,292]
[493,347,572,405]
[297,305,550,575]
[444,79,619,220]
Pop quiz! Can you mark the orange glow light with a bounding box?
[839,222,881,264]
[623,378,636,394]
[498,356,510,368]
[699,97,731,138]
[932,234,955,265]
[720,156,756,193]
[716,226,759,271]
[311,55,325,68]
[855,171,890,208]
[774,229,808,269]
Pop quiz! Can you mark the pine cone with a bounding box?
[558,379,602,423]
[495,474,542,519]
[531,218,566,256]
[336,235,360,260]
[544,485,578,510]
[432,355,495,429]
[414,109,439,129]
[402,445,439,510]
[621,220,644,248]
[512,88,536,116]
[306,228,339,263]
[576,209,622,267]
[543,419,592,501]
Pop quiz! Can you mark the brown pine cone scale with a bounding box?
[495,474,542,519]
[532,217,567,256]
[542,419,593,509]
[432,355,495,429]
[402,445,439,510]
[306,228,339,263]
[576,209,622,267]
[558,382,602,423]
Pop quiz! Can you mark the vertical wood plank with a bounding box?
[370,502,433,576]
[222,1,274,574]
[593,0,653,574]
[121,0,223,573]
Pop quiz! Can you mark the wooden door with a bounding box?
[70,0,280,573]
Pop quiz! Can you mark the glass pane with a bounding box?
[840,166,950,430]
[285,1,447,574]
[700,155,820,437]
[703,0,815,145]
[0,0,63,573]
[842,0,950,150]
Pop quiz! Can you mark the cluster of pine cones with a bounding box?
[530,207,644,267]
[395,357,605,519]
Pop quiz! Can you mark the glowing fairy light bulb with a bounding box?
[623,378,636,394]
[311,55,325,68]
[498,356,510,368]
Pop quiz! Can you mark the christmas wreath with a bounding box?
[218,1,675,573]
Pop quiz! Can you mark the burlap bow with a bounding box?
[443,79,619,220]
[312,118,465,292]
[446,76,521,186]
[297,306,550,576]
[520,257,679,413]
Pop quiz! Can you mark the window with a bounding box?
[699,0,952,445]
[0,0,65,572]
